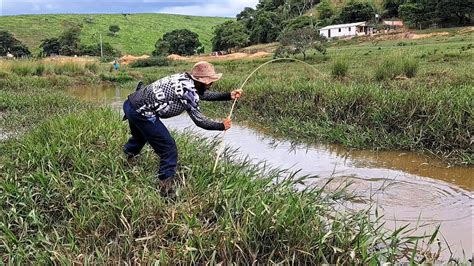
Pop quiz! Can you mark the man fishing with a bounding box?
[122,61,242,194]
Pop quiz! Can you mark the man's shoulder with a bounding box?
[174,73,195,91]
[151,73,188,84]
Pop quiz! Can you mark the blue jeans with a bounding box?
[123,100,178,180]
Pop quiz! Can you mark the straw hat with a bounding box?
[190,61,222,85]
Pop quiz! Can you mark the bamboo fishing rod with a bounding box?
[212,58,328,173]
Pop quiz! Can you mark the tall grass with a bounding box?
[202,61,472,164]
[0,60,97,77]
[35,63,46,76]
[0,106,439,263]
[10,63,34,76]
[85,62,100,73]
[375,55,420,81]
[0,74,443,264]
[0,75,82,132]
[52,62,84,75]
[331,59,349,78]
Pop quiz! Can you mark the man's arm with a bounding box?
[187,107,226,131]
[200,91,232,101]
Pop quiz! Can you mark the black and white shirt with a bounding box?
[127,73,231,130]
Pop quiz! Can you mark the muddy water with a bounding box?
[67,85,473,260]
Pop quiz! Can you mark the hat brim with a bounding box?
[191,73,222,85]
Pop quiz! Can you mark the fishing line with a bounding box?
[212,58,329,173]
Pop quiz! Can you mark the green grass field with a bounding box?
[0,14,230,55]
[1,61,445,264]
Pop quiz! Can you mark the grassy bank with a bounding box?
[0,73,442,263]
[130,34,473,164]
[210,67,473,164]
[0,14,229,55]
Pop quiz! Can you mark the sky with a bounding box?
[0,0,259,17]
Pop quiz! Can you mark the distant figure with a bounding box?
[6,53,14,59]
[113,60,120,71]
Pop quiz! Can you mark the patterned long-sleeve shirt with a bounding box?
[127,73,231,130]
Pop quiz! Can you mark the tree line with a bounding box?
[0,24,121,58]
[212,0,473,52]
[1,1,471,59]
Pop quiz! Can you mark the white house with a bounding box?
[319,22,374,39]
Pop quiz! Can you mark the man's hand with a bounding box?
[231,89,243,100]
[223,118,232,130]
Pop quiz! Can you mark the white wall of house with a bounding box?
[320,26,356,39]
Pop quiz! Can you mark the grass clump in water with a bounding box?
[100,70,134,83]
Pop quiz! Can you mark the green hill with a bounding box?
[0,14,231,55]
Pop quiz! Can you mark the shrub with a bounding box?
[375,56,419,81]
[80,42,121,57]
[85,62,99,73]
[100,56,117,63]
[130,57,170,68]
[109,25,120,36]
[331,59,349,78]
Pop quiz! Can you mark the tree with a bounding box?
[278,26,326,60]
[109,25,120,36]
[283,16,313,32]
[398,0,472,28]
[256,0,286,12]
[0,30,31,57]
[40,38,61,56]
[237,7,257,30]
[434,0,473,25]
[58,25,82,56]
[398,2,430,28]
[382,0,405,18]
[153,29,202,56]
[317,0,334,20]
[337,2,376,23]
[80,42,120,57]
[196,46,205,54]
[250,11,283,44]
[152,39,170,56]
[287,0,319,17]
[212,21,249,52]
